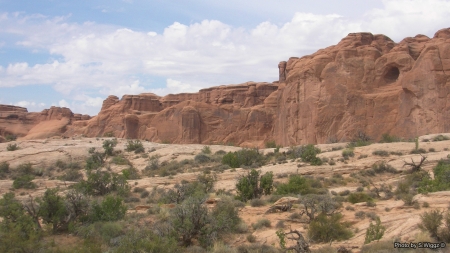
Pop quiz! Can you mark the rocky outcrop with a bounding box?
[1,28,450,146]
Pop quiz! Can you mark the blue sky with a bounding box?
[1,0,449,115]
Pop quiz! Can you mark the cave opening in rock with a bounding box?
[384,66,400,84]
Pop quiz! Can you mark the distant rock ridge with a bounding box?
[1,27,450,146]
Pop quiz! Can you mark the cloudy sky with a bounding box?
[0,0,449,115]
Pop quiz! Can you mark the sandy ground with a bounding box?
[1,134,450,252]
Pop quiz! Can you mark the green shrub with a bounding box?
[214,150,227,156]
[112,155,130,165]
[102,139,118,156]
[89,195,127,222]
[103,131,114,137]
[433,135,450,142]
[113,228,179,253]
[77,169,130,196]
[348,192,372,204]
[372,161,398,174]
[6,143,19,151]
[410,148,427,154]
[300,144,322,165]
[201,146,212,154]
[250,198,266,207]
[121,167,140,180]
[342,149,354,159]
[265,141,277,148]
[235,169,273,202]
[13,175,36,189]
[5,134,17,141]
[308,213,353,242]
[195,153,211,163]
[0,162,9,179]
[364,217,385,244]
[59,170,83,182]
[419,209,443,239]
[125,140,145,154]
[275,174,320,195]
[347,131,371,148]
[37,188,68,233]
[380,133,401,143]
[372,150,389,157]
[419,159,450,193]
[222,149,266,168]
[252,218,271,230]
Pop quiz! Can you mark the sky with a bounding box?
[0,0,449,115]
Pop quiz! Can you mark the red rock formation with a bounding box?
[1,28,450,147]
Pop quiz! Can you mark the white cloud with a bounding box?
[13,100,46,111]
[0,0,449,115]
[58,99,70,108]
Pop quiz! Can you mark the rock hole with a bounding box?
[384,67,400,84]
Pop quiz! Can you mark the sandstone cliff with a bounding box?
[1,28,450,146]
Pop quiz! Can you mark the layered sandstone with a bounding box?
[1,28,450,146]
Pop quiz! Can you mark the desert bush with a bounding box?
[214,150,227,156]
[5,134,17,141]
[77,169,130,196]
[252,218,271,230]
[379,133,401,143]
[410,148,427,154]
[275,174,322,195]
[113,228,180,253]
[419,159,450,193]
[433,135,450,142]
[222,148,266,168]
[140,190,149,199]
[59,169,83,182]
[0,192,42,252]
[197,172,217,193]
[347,131,371,148]
[201,146,212,154]
[103,131,114,137]
[275,220,285,229]
[342,148,354,159]
[419,209,443,239]
[348,192,372,204]
[112,155,130,165]
[13,174,36,189]
[125,140,145,153]
[37,188,68,233]
[339,190,351,196]
[195,153,211,163]
[372,161,398,174]
[6,143,19,151]
[332,146,344,151]
[0,162,9,179]
[235,169,273,202]
[145,156,160,171]
[250,198,266,207]
[355,211,366,219]
[345,205,355,211]
[102,139,118,156]
[308,213,353,243]
[300,144,322,165]
[121,166,140,180]
[366,201,376,207]
[89,195,127,222]
[366,212,379,221]
[300,194,340,222]
[364,217,385,244]
[372,150,389,157]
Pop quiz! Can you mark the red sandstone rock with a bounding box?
[1,28,450,146]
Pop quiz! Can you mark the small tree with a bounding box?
[102,139,118,156]
[89,195,127,222]
[235,169,273,202]
[364,217,385,244]
[37,188,68,233]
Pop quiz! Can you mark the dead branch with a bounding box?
[403,154,427,172]
[284,229,311,253]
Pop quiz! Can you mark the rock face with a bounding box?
[1,28,450,146]
[0,105,90,141]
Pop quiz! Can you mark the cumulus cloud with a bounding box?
[0,0,449,115]
[13,100,46,111]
